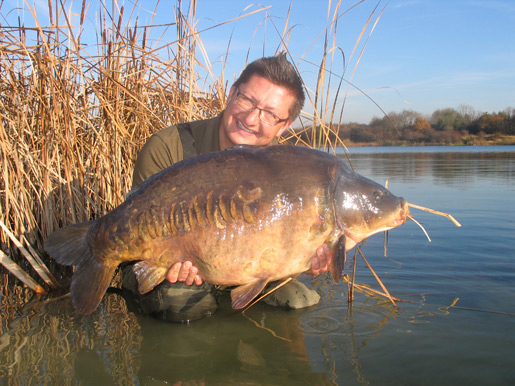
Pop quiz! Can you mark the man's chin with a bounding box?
[228,134,260,147]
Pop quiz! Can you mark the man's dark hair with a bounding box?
[233,54,305,121]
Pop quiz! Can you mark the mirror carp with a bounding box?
[45,145,409,315]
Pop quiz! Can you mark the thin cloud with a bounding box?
[468,0,515,14]
[391,0,425,9]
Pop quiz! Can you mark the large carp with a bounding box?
[45,145,409,315]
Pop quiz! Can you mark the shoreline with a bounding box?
[342,136,515,147]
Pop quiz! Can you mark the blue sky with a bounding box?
[4,0,514,123]
[190,0,515,123]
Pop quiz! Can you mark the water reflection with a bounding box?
[0,290,141,384]
[0,288,336,385]
[343,146,515,187]
[300,300,396,385]
[1,281,431,385]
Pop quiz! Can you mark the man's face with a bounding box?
[219,74,295,150]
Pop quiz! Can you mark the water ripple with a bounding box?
[299,303,396,337]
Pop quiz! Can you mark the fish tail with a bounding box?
[44,221,94,266]
[44,221,116,315]
[69,250,117,315]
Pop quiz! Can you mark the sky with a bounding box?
[3,0,515,124]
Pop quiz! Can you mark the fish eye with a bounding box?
[374,190,385,201]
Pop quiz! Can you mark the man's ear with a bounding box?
[275,121,292,138]
[227,85,237,101]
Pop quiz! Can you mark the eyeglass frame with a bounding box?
[232,87,289,126]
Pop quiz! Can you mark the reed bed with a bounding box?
[0,0,225,283]
[0,0,385,294]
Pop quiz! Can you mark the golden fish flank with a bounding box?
[258,247,279,271]
[45,145,409,315]
[124,184,264,242]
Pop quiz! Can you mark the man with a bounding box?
[122,54,333,323]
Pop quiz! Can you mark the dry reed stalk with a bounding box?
[243,277,293,312]
[0,220,57,288]
[0,0,226,279]
[348,248,359,302]
[241,311,293,342]
[408,203,462,227]
[280,0,385,152]
[21,235,59,287]
[0,250,46,294]
[342,274,402,302]
[356,247,397,307]
[0,0,380,296]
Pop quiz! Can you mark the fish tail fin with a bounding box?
[44,221,115,315]
[44,221,94,266]
[70,253,117,314]
[329,235,346,283]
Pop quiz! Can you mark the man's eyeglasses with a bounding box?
[233,88,289,126]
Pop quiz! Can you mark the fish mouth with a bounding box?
[343,201,409,250]
[383,201,410,229]
[396,200,410,225]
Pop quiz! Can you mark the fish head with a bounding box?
[333,172,409,251]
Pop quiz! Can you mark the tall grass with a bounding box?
[0,0,384,292]
[0,1,224,271]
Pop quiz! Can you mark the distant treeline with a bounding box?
[294,106,515,146]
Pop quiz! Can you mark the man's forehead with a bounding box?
[238,76,293,110]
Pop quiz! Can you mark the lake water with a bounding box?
[1,146,514,385]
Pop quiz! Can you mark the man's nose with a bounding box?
[242,106,261,124]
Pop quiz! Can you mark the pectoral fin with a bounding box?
[329,235,346,283]
[133,261,168,294]
[231,278,269,309]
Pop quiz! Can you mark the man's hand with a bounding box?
[166,244,333,285]
[166,261,203,286]
[305,244,334,276]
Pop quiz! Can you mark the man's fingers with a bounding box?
[311,256,321,274]
[166,261,204,286]
[193,275,203,286]
[177,261,192,282]
[316,245,331,273]
[184,265,198,286]
[166,262,182,283]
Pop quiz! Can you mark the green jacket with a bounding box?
[132,114,223,188]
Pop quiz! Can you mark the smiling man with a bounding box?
[123,54,333,323]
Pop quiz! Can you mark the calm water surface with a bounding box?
[1,146,514,385]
